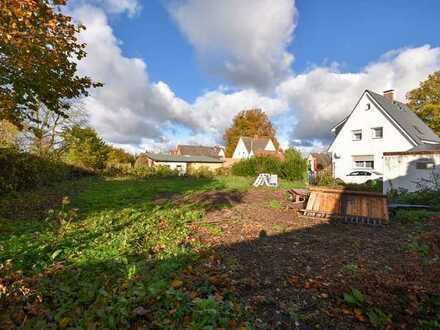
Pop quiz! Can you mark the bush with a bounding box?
[388,173,440,208]
[214,166,231,176]
[0,148,92,194]
[187,166,214,179]
[128,165,179,178]
[392,209,436,222]
[231,149,307,181]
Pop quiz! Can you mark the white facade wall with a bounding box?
[328,93,414,182]
[383,153,440,193]
[265,140,276,151]
[232,138,275,159]
[232,138,250,159]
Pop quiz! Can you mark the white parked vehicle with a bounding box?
[342,170,383,184]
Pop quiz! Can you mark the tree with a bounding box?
[0,120,20,149]
[61,126,108,170]
[407,70,440,136]
[223,109,279,157]
[25,102,88,155]
[106,147,135,167]
[0,0,101,129]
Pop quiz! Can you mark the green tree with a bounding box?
[407,70,440,136]
[223,109,279,157]
[61,126,108,170]
[106,147,135,167]
[281,148,308,181]
[0,0,101,129]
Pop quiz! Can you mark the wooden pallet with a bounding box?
[299,187,389,225]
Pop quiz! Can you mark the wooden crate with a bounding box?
[299,187,389,225]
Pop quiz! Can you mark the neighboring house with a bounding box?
[143,152,224,174]
[174,145,225,159]
[308,152,331,173]
[232,136,277,159]
[383,144,440,192]
[328,89,440,183]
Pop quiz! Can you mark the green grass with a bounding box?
[269,199,282,209]
[0,176,252,329]
[0,175,305,328]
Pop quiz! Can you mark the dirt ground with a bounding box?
[192,187,440,329]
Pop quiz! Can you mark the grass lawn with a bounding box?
[0,175,302,329]
[2,175,439,329]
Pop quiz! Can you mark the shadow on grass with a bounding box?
[3,216,440,328]
[2,177,439,328]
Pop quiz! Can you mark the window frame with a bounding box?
[371,127,383,139]
[416,159,435,170]
[353,160,374,170]
[352,129,362,141]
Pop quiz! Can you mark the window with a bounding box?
[354,161,374,169]
[352,130,362,141]
[416,159,435,170]
[365,103,371,110]
[371,127,383,139]
[353,156,374,169]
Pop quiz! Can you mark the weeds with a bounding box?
[0,176,249,328]
[343,288,391,328]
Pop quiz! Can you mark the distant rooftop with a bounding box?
[241,136,273,153]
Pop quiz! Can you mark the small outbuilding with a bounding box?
[142,152,224,174]
[383,144,440,193]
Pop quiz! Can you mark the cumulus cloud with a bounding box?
[168,0,297,90]
[71,4,285,149]
[277,45,440,147]
[71,1,440,153]
[72,5,188,145]
[72,0,141,16]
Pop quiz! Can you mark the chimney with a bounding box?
[383,89,395,102]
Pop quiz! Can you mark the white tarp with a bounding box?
[253,173,278,187]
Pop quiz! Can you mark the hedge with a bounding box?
[231,150,308,181]
[0,148,92,195]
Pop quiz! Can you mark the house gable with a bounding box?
[329,91,415,155]
[265,139,276,151]
[232,137,250,159]
[328,91,415,179]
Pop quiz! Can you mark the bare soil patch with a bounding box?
[193,188,440,329]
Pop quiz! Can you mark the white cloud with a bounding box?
[168,0,297,90]
[277,45,440,147]
[71,2,440,154]
[71,4,285,149]
[72,0,141,16]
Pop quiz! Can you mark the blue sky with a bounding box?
[71,0,440,152]
[110,0,440,101]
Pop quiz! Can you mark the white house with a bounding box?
[328,89,440,183]
[383,145,440,192]
[232,137,277,159]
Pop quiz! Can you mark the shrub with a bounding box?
[231,149,307,181]
[127,165,179,178]
[187,166,214,179]
[214,166,231,176]
[0,148,92,194]
[387,173,440,208]
[392,209,436,223]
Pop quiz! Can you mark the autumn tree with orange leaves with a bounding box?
[0,0,101,131]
